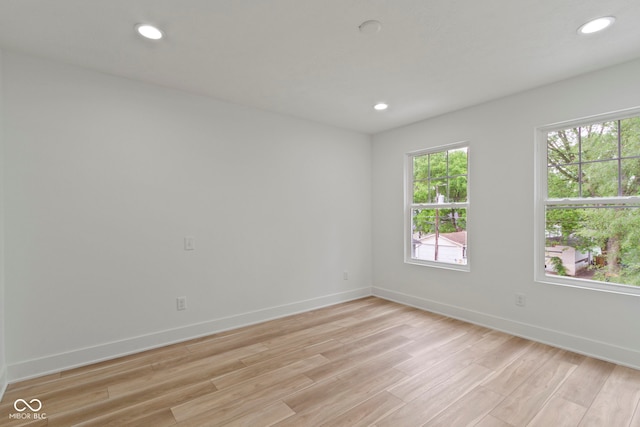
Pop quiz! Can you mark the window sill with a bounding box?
[405,258,470,272]
[536,274,640,297]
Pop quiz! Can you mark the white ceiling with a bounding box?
[1,0,640,134]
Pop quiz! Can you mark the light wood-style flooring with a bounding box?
[2,296,640,426]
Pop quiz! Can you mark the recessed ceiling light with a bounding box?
[135,24,164,40]
[578,16,615,35]
[359,20,382,35]
[374,103,389,111]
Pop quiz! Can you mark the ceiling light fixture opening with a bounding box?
[578,16,615,35]
[359,20,382,35]
[136,24,164,40]
[374,103,389,111]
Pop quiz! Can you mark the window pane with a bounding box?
[450,176,468,202]
[548,129,579,166]
[581,121,618,161]
[548,165,579,198]
[621,158,640,196]
[429,151,447,178]
[581,160,618,197]
[413,180,429,203]
[431,178,447,203]
[412,208,467,265]
[413,154,429,181]
[621,117,640,158]
[408,144,469,269]
[448,148,468,176]
[545,205,640,286]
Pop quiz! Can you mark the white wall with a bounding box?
[3,51,372,380]
[372,58,640,369]
[0,49,7,397]
[5,49,639,385]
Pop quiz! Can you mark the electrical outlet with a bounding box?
[515,293,526,307]
[343,271,349,280]
[177,296,187,311]
[184,236,195,251]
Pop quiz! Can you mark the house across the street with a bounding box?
[413,230,467,265]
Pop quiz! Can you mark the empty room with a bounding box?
[1,1,640,426]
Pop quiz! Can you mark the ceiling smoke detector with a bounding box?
[359,20,382,35]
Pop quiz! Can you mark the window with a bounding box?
[535,108,640,295]
[406,143,469,270]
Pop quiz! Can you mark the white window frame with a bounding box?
[405,141,470,271]
[534,106,640,296]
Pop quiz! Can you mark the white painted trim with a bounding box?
[405,141,471,271]
[534,106,640,297]
[0,365,7,402]
[533,125,549,286]
[539,106,640,133]
[372,286,640,370]
[8,287,371,382]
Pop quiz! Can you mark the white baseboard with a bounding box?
[0,365,7,402]
[8,287,371,383]
[373,286,640,370]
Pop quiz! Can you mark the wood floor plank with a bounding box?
[0,416,48,427]
[277,355,409,426]
[282,350,409,415]
[2,297,639,427]
[481,341,559,396]
[93,381,205,424]
[152,342,268,372]
[393,325,492,378]
[631,400,640,427]
[328,308,416,343]
[2,362,155,404]
[61,343,191,378]
[304,327,412,383]
[75,408,178,427]
[388,353,475,402]
[0,385,109,419]
[222,401,295,427]
[239,335,338,367]
[527,396,587,427]
[464,330,512,357]
[260,322,345,349]
[171,354,326,424]
[48,380,214,427]
[109,358,241,399]
[316,391,404,427]
[376,363,493,427]
[1,363,155,422]
[3,372,61,394]
[174,375,313,427]
[474,336,531,371]
[109,349,248,397]
[422,385,505,427]
[214,340,341,390]
[399,322,468,356]
[578,365,640,427]
[555,356,615,408]
[489,352,579,426]
[474,414,514,427]
[184,330,283,358]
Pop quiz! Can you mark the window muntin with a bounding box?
[406,143,469,270]
[537,110,640,294]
